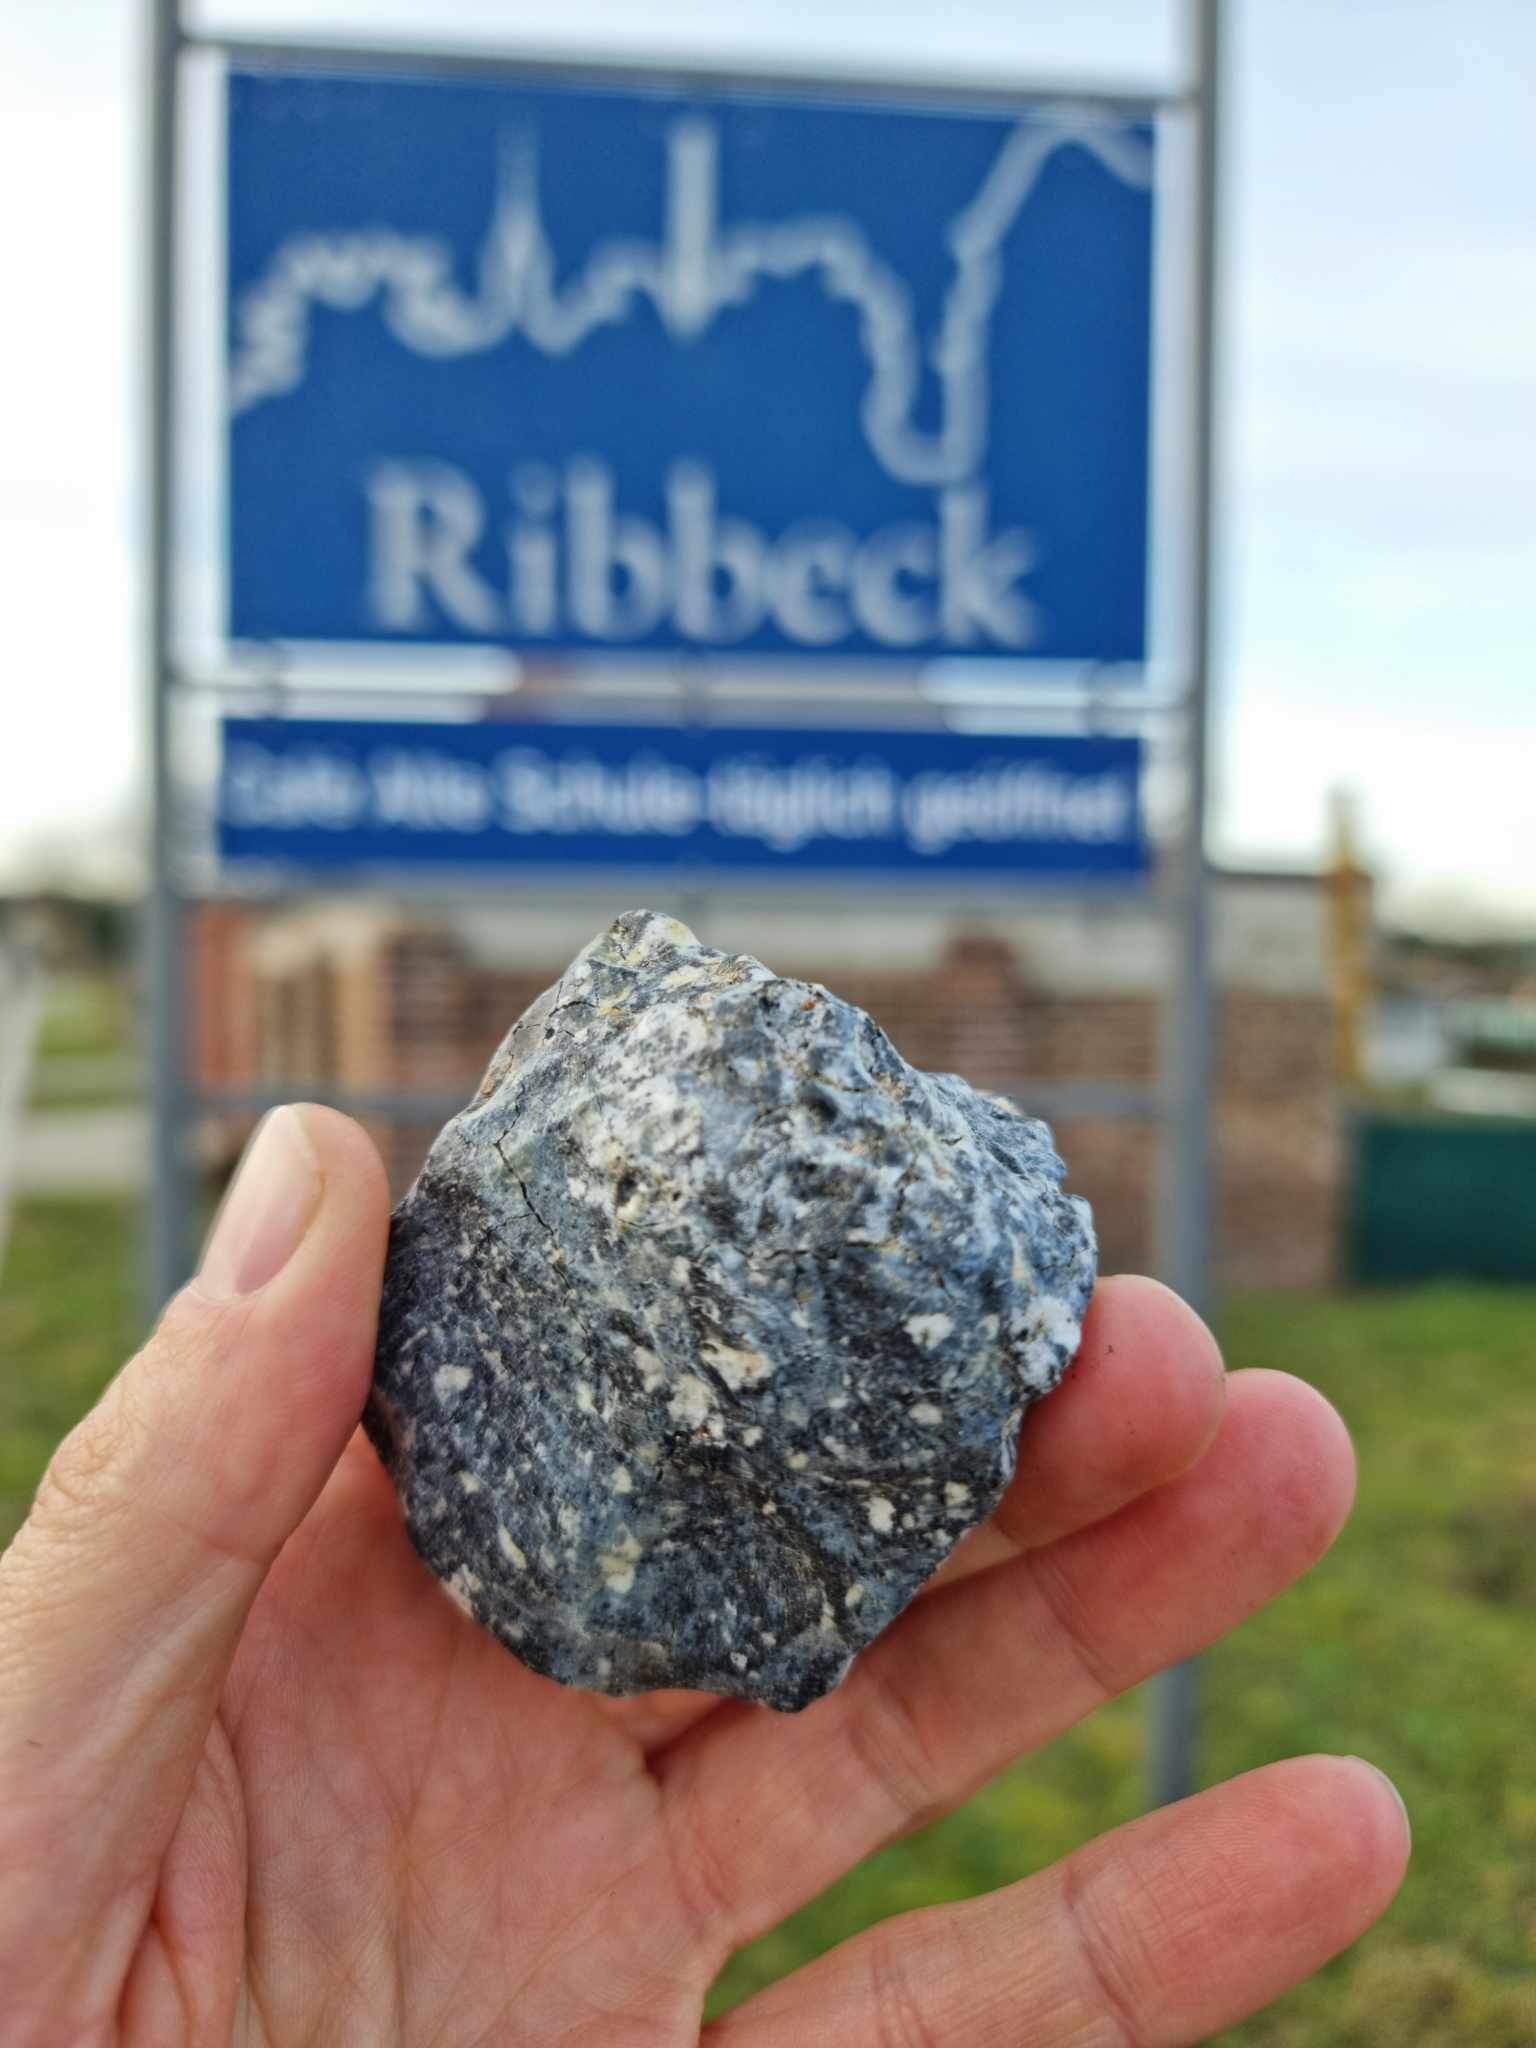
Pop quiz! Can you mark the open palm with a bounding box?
[1,1109,1406,2045]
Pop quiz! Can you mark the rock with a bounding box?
[367,909,1096,1712]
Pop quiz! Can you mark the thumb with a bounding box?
[0,1106,388,1952]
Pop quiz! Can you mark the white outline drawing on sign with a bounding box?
[229,109,1151,488]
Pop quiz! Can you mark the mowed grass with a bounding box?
[33,973,130,1062]
[3,1199,1535,2042]
[0,1198,140,1549]
[26,971,139,1110]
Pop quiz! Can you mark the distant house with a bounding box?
[194,865,1354,1290]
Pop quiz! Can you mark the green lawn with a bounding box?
[3,1201,1535,2042]
[25,971,139,1109]
[33,973,130,1061]
[0,1199,140,1549]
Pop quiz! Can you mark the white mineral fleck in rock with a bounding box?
[444,1566,482,1617]
[904,1312,954,1350]
[668,1376,714,1427]
[699,1338,776,1389]
[598,1529,642,1597]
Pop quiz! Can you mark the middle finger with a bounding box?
[606,1274,1224,1755]
[654,1369,1355,1958]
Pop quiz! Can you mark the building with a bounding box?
[194,869,1350,1290]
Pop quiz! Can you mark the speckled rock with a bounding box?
[366,910,1096,1712]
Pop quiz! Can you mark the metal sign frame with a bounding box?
[145,0,1221,1807]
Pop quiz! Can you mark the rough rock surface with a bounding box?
[367,910,1097,1711]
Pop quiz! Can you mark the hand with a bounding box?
[0,1105,1407,2045]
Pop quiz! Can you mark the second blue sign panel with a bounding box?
[228,68,1154,662]
[218,719,1146,879]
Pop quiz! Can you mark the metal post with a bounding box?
[1149,0,1222,1808]
[146,0,192,1310]
[0,938,44,1284]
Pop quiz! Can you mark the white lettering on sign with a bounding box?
[670,462,767,644]
[902,764,1134,854]
[365,458,1039,653]
[222,734,1131,860]
[566,458,669,640]
[850,523,938,648]
[706,759,898,854]
[222,743,369,830]
[370,749,493,832]
[940,487,1039,647]
[495,749,704,838]
[762,522,854,646]
[367,463,500,635]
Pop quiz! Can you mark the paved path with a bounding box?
[12,1106,149,1196]
[28,1052,140,1104]
[1,949,45,1251]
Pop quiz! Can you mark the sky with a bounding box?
[1,0,1532,928]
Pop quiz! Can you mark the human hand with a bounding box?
[0,1105,1407,2045]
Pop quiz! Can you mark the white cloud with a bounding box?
[1216,687,1536,918]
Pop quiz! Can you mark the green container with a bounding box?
[1349,1111,1536,1283]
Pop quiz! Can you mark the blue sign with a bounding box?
[218,718,1145,879]
[228,69,1153,662]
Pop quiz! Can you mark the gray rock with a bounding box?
[367,909,1096,1712]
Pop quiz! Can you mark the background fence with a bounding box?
[1349,1111,1536,1284]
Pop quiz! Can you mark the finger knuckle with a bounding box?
[843,1660,944,1836]
[1061,1857,1148,2048]
[34,1394,138,1533]
[865,1922,944,2048]
[28,1300,262,1570]
[659,1768,748,1966]
[1026,1547,1122,1701]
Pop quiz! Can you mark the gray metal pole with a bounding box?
[1149,0,1222,1809]
[146,0,192,1311]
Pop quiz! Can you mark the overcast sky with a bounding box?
[2,0,1532,926]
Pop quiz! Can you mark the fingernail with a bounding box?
[1351,1758,1411,1847]
[198,1106,322,1298]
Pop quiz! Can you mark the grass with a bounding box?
[3,1204,1535,2041]
[33,973,130,1062]
[25,1072,142,1114]
[24,971,139,1111]
[0,1199,140,1550]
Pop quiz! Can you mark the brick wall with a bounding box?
[195,909,1341,1290]
[192,905,262,1098]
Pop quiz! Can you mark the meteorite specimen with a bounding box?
[367,909,1096,1711]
